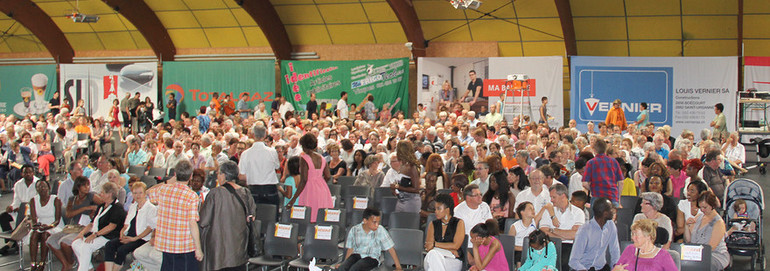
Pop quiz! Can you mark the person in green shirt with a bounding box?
[710,103,727,144]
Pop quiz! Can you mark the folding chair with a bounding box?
[503,218,519,234]
[616,208,635,230]
[344,196,372,226]
[127,165,146,176]
[380,197,398,227]
[51,142,65,173]
[248,223,299,271]
[387,212,420,230]
[497,233,516,271]
[374,187,394,207]
[521,237,562,269]
[381,229,424,270]
[140,175,157,188]
[620,196,638,209]
[0,203,28,270]
[255,203,278,236]
[317,208,346,242]
[288,225,341,270]
[280,205,312,236]
[672,243,712,271]
[327,184,341,197]
[667,249,681,270]
[337,176,356,188]
[345,185,370,198]
[147,167,167,178]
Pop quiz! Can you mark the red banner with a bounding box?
[483,79,536,97]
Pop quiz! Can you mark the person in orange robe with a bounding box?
[605,99,627,130]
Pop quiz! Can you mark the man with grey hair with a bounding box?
[470,162,490,194]
[147,160,203,269]
[540,183,585,271]
[454,184,492,249]
[165,141,189,170]
[239,124,280,207]
[199,135,213,158]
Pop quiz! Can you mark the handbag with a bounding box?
[223,183,260,257]
[10,216,31,241]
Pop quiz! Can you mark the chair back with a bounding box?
[337,176,356,190]
[620,196,638,209]
[383,228,423,268]
[373,187,393,207]
[503,218,518,234]
[128,165,146,176]
[344,196,372,223]
[437,188,453,195]
[616,222,630,242]
[327,184,341,197]
[672,243,712,271]
[380,197,398,226]
[148,167,166,178]
[346,185,370,198]
[348,209,365,229]
[497,234,516,271]
[301,224,340,263]
[461,235,469,271]
[387,212,420,229]
[264,222,299,257]
[616,208,635,229]
[280,205,312,235]
[255,203,277,235]
[141,175,157,187]
[316,208,345,229]
[77,133,89,141]
[667,249,681,270]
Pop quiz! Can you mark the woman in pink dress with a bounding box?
[469,219,509,271]
[110,99,121,128]
[288,133,333,223]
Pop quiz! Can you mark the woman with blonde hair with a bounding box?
[613,219,677,271]
[392,140,422,213]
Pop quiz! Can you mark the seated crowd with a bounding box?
[0,92,740,271]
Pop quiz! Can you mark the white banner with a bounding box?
[59,63,158,119]
[743,57,770,128]
[488,56,564,127]
[570,56,738,137]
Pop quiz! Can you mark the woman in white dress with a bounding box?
[29,180,62,270]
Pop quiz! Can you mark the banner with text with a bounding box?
[570,56,737,136]
[0,65,57,117]
[162,60,275,120]
[488,56,564,127]
[60,63,159,120]
[281,58,409,116]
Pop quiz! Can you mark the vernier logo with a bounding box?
[584,98,662,116]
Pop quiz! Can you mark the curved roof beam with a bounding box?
[554,0,577,57]
[0,0,74,62]
[102,0,175,61]
[236,0,292,60]
[386,0,426,58]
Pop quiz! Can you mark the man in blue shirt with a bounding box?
[569,197,620,271]
[337,208,403,271]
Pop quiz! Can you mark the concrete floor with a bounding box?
[0,155,766,271]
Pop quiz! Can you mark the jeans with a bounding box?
[338,254,379,271]
[161,251,199,271]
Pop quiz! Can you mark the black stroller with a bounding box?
[744,137,770,174]
[723,179,765,270]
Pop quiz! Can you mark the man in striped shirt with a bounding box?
[582,139,622,206]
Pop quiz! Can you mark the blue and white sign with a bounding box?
[570,56,738,137]
[575,66,673,126]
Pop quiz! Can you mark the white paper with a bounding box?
[325,209,341,222]
[681,245,703,261]
[353,197,369,209]
[274,223,293,239]
[331,196,337,207]
[308,258,322,271]
[78,214,92,226]
[290,206,307,220]
[314,225,333,240]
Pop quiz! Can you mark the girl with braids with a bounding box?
[392,140,421,213]
[469,219,509,271]
[519,229,558,271]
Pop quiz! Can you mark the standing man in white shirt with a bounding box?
[278,97,295,120]
[514,169,551,213]
[0,165,38,253]
[454,184,493,251]
[336,91,349,119]
[239,124,281,208]
[539,183,585,271]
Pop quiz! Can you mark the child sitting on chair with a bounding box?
[518,229,558,271]
[727,199,756,234]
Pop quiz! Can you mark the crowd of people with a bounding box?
[0,85,743,271]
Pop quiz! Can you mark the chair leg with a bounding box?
[18,241,24,271]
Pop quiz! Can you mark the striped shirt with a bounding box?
[345,223,394,262]
[148,183,199,254]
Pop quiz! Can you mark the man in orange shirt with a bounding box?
[222,94,236,117]
[211,92,222,116]
[501,145,518,169]
[604,99,627,131]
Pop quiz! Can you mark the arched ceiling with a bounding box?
[1,0,770,61]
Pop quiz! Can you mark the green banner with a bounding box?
[281,58,409,117]
[162,60,275,120]
[0,65,57,117]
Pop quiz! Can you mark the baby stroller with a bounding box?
[744,137,770,174]
[723,178,765,270]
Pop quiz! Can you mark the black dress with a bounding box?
[432,217,464,259]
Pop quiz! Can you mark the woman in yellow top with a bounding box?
[605,99,627,131]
